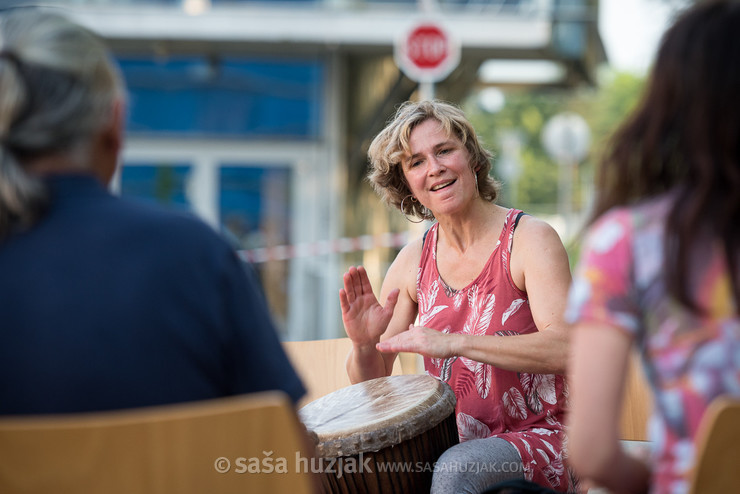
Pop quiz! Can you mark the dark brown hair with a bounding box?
[590,0,740,311]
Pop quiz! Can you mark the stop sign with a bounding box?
[395,21,460,83]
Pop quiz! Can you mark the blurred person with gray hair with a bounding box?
[0,10,304,414]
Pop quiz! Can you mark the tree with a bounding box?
[466,69,644,212]
[465,89,565,212]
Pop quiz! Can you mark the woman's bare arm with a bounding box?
[343,240,420,383]
[568,322,651,493]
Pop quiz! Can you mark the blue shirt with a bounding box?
[0,174,304,414]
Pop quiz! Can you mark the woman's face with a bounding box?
[402,118,475,218]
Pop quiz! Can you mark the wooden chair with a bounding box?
[0,392,318,494]
[619,351,653,442]
[283,337,420,407]
[688,395,740,494]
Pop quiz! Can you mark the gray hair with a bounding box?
[0,10,123,238]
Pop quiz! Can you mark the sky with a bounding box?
[599,0,678,74]
[478,0,681,88]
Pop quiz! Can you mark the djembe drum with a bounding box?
[299,374,459,494]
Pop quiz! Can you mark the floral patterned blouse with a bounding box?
[419,209,575,491]
[566,193,740,494]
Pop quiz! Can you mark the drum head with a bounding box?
[299,374,456,457]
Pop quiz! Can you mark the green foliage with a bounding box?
[579,70,645,158]
[466,90,564,210]
[464,69,645,213]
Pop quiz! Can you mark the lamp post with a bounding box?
[497,130,523,207]
[541,112,590,241]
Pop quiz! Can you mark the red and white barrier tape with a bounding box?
[238,231,411,263]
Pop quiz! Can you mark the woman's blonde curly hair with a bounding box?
[367,100,500,221]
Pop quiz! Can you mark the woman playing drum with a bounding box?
[340,100,576,493]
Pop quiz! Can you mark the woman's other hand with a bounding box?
[377,325,458,359]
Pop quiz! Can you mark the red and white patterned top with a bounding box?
[418,209,576,491]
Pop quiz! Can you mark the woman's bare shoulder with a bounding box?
[390,235,424,272]
[515,214,564,247]
[383,234,425,294]
[510,214,570,288]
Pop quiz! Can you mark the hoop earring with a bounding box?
[400,194,424,224]
[473,171,479,197]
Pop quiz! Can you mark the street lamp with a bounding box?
[541,112,591,241]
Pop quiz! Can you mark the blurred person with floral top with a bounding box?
[566,2,740,493]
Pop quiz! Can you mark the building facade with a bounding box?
[24,0,604,340]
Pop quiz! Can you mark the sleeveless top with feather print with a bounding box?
[418,208,577,491]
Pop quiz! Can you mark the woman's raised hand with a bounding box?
[339,266,399,348]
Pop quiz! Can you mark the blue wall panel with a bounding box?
[118,56,324,139]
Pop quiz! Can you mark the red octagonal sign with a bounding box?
[395,21,460,83]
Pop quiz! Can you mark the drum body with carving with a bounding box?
[300,374,459,494]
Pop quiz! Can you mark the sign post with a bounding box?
[394,20,460,100]
[541,112,591,241]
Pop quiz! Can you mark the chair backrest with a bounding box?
[0,392,317,494]
[688,395,740,494]
[283,337,417,407]
[619,351,653,442]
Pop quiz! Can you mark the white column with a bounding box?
[186,157,219,230]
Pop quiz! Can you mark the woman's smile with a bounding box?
[430,179,457,192]
[403,119,475,217]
